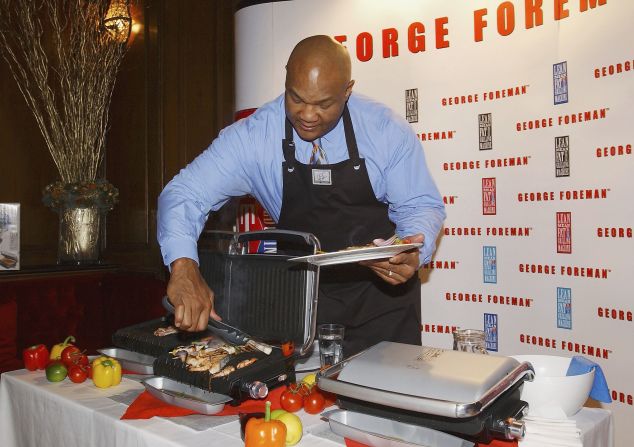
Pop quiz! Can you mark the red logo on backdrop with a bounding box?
[557,212,572,254]
[482,178,496,215]
[237,197,276,253]
[234,108,257,121]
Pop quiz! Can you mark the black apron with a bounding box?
[277,106,421,356]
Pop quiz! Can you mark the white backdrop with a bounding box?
[234,1,633,445]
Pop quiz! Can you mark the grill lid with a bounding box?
[197,229,321,356]
[318,341,534,418]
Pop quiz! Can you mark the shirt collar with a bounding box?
[320,117,344,146]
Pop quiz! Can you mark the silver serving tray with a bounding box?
[142,376,232,414]
[318,342,534,419]
[322,409,475,447]
[97,347,156,374]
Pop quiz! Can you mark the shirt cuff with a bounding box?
[161,238,200,269]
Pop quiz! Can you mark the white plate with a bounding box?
[288,243,422,266]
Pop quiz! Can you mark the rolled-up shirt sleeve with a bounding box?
[384,119,446,265]
[157,123,254,267]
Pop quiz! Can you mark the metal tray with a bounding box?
[322,409,475,447]
[97,348,156,374]
[142,376,232,414]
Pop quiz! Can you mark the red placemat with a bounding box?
[481,441,518,447]
[344,439,368,447]
[121,385,337,420]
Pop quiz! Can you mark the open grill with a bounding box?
[110,230,320,405]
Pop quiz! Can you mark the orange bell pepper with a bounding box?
[245,401,286,447]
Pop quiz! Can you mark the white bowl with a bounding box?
[512,355,594,417]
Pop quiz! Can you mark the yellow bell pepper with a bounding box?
[50,335,75,360]
[91,356,122,388]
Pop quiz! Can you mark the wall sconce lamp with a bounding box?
[103,0,132,43]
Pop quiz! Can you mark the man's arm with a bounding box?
[363,112,446,284]
[385,126,446,266]
[157,123,254,331]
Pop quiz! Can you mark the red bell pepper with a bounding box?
[23,344,50,371]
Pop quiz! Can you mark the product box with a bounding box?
[0,203,20,270]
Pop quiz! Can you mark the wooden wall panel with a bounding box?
[0,1,236,275]
[0,36,60,265]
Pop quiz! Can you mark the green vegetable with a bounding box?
[46,361,68,382]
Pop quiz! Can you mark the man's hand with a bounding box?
[167,258,222,332]
[359,234,424,285]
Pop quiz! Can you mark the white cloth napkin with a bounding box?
[520,412,582,447]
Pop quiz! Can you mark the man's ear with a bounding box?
[345,79,355,99]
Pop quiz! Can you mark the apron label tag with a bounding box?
[312,169,332,185]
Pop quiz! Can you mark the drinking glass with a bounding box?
[453,329,488,354]
[318,323,345,368]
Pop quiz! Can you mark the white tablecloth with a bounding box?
[0,369,613,447]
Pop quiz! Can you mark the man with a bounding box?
[158,35,445,355]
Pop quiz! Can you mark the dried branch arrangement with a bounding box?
[0,0,130,183]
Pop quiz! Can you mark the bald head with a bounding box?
[284,35,355,141]
[286,35,351,87]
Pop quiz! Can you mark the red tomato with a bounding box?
[74,353,89,367]
[280,388,304,412]
[304,388,326,414]
[60,346,83,368]
[288,381,310,396]
[68,365,88,383]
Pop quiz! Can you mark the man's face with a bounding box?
[285,67,352,142]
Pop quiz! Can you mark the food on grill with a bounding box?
[170,341,265,376]
[213,365,236,378]
[154,325,179,336]
[247,339,273,355]
[237,357,258,369]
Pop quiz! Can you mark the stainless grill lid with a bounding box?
[318,341,534,418]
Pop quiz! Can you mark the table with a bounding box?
[0,369,613,447]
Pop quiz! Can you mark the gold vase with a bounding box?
[57,206,103,265]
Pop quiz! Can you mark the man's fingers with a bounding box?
[196,309,209,332]
[180,304,193,330]
[174,302,185,328]
[209,308,222,322]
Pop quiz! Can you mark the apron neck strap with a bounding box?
[342,104,361,165]
[282,117,296,171]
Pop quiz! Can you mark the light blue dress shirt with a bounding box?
[158,92,446,266]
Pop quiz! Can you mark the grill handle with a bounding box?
[234,229,321,254]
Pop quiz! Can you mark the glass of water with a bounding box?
[318,323,345,369]
[453,329,488,355]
